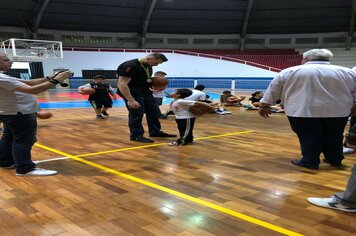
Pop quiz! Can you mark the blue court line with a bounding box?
[39,92,221,109]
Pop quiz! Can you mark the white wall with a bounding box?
[42,51,278,78]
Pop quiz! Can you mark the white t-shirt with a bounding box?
[152,90,164,98]
[185,89,206,101]
[0,72,39,115]
[261,61,356,117]
[170,99,196,119]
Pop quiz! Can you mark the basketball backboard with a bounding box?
[0,38,63,62]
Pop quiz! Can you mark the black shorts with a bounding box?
[89,99,112,109]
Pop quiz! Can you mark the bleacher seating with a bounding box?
[187,49,302,70]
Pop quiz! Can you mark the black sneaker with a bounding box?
[130,136,154,143]
[96,114,105,119]
[149,132,177,137]
[101,111,109,117]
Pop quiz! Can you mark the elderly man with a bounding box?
[0,53,72,176]
[259,49,356,169]
[117,53,176,143]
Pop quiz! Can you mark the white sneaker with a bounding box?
[16,168,58,176]
[343,146,355,154]
[307,197,356,213]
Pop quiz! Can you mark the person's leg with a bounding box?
[321,117,348,166]
[154,97,163,115]
[350,115,356,130]
[0,118,14,167]
[101,99,113,117]
[90,100,104,118]
[180,118,195,144]
[126,96,145,139]
[307,164,356,212]
[287,117,322,169]
[174,119,186,145]
[334,164,356,207]
[5,114,37,174]
[145,96,162,136]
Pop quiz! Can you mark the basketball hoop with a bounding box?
[0,38,63,62]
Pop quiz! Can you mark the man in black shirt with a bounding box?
[117,53,176,143]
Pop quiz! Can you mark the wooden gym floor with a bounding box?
[0,91,355,236]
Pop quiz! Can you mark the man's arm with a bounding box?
[19,78,49,86]
[117,76,140,109]
[13,71,72,94]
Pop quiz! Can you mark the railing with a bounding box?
[63,47,282,72]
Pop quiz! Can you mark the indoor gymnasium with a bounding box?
[0,1,356,235]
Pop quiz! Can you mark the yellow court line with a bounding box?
[76,130,254,157]
[34,142,303,236]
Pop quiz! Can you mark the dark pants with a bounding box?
[120,93,162,138]
[175,118,195,144]
[153,97,163,115]
[350,115,356,129]
[0,113,37,174]
[288,116,348,168]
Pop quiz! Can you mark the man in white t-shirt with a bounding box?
[0,53,72,176]
[185,84,207,101]
[259,49,356,169]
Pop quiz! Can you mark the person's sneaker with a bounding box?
[101,111,109,117]
[16,168,58,176]
[130,136,154,143]
[149,132,177,137]
[96,114,105,119]
[169,141,180,146]
[216,109,231,115]
[343,146,355,154]
[307,197,356,213]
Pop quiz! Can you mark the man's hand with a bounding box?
[258,107,272,118]
[127,99,141,109]
[53,71,72,82]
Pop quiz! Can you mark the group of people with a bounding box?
[1,49,356,213]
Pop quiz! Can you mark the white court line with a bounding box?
[34,156,70,164]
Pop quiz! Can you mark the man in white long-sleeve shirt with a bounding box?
[259,49,356,169]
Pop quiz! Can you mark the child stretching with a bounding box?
[220,90,245,106]
[169,89,197,146]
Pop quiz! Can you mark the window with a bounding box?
[270,38,291,44]
[295,38,318,44]
[117,37,138,44]
[218,39,239,45]
[167,38,189,44]
[90,36,112,44]
[146,38,163,44]
[193,38,214,44]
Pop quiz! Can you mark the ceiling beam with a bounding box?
[139,0,158,48]
[240,0,255,51]
[346,0,356,49]
[32,0,50,39]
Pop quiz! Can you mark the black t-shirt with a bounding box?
[89,83,112,101]
[116,59,153,97]
[249,97,261,103]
